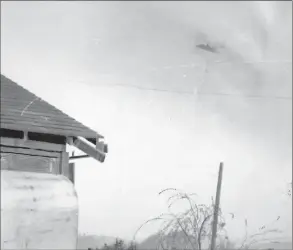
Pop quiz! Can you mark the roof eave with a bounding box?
[67,136,108,163]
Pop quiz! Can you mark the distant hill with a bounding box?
[77,231,291,250]
[77,235,120,250]
[255,241,292,250]
[138,231,214,250]
[138,231,292,250]
[137,233,160,250]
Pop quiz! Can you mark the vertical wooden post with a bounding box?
[61,151,74,184]
[210,162,224,250]
[69,162,75,184]
[61,151,69,176]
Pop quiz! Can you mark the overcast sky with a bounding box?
[1,1,292,243]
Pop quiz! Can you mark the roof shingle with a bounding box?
[0,74,103,142]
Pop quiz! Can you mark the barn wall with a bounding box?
[0,138,71,180]
[0,138,63,173]
[0,151,61,174]
[1,170,78,249]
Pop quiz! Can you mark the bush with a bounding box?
[134,188,283,250]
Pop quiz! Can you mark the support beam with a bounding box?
[68,162,75,184]
[69,154,90,160]
[95,137,108,153]
[67,136,106,163]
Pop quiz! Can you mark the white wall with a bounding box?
[1,170,78,249]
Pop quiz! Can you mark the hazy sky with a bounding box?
[1,1,292,243]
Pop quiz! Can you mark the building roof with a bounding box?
[0,74,103,143]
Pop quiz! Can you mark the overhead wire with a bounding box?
[94,83,291,101]
[90,59,292,101]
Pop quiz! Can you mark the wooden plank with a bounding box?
[0,137,64,152]
[0,153,10,170]
[1,80,27,87]
[1,97,47,104]
[69,154,89,160]
[68,137,105,162]
[61,151,70,178]
[1,109,85,124]
[0,84,35,91]
[0,95,35,100]
[1,91,34,98]
[1,108,83,122]
[1,113,89,129]
[68,163,75,184]
[1,117,92,132]
[0,123,97,139]
[0,146,61,158]
[1,121,91,137]
[96,141,108,153]
[1,113,96,133]
[0,152,60,174]
[1,104,65,115]
[1,98,51,105]
[1,104,64,115]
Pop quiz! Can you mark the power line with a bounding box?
[198,92,292,100]
[89,59,292,101]
[152,60,292,71]
[99,83,192,94]
[210,60,292,65]
[96,83,292,101]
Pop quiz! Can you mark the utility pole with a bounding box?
[210,162,224,250]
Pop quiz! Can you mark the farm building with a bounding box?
[0,74,108,249]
